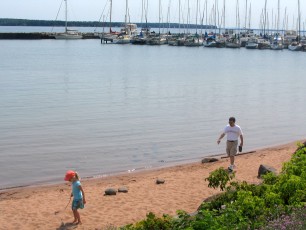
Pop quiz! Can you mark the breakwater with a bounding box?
[0,32,99,39]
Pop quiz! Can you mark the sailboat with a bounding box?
[288,0,302,51]
[184,0,203,46]
[245,37,259,49]
[131,0,150,45]
[204,0,217,47]
[54,0,82,39]
[258,0,271,49]
[168,0,186,46]
[112,0,137,44]
[225,0,241,48]
[100,0,120,43]
[147,0,167,45]
[270,0,284,50]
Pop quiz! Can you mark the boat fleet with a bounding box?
[54,0,306,51]
[98,0,306,51]
[99,26,306,51]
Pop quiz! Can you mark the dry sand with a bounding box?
[0,141,302,230]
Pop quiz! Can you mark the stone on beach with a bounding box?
[105,188,117,196]
[118,187,128,193]
[258,164,277,178]
[201,158,219,163]
[156,179,165,184]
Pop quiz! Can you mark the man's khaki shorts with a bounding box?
[226,140,238,157]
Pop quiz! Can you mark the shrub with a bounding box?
[205,167,235,191]
[120,212,173,230]
[262,172,279,185]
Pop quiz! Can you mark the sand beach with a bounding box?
[0,141,302,230]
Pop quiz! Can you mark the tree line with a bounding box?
[0,18,216,30]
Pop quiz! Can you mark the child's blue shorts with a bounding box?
[72,199,84,210]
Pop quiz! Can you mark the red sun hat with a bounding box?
[64,170,75,181]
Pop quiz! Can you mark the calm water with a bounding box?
[0,36,306,189]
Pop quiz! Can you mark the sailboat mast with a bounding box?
[263,0,267,35]
[187,0,190,34]
[206,0,208,30]
[196,0,199,34]
[248,2,251,29]
[109,0,112,33]
[277,0,280,32]
[238,0,240,30]
[145,0,148,29]
[141,0,144,26]
[245,0,248,31]
[167,0,171,34]
[283,7,287,31]
[298,0,301,40]
[125,0,128,25]
[214,0,217,35]
[159,0,161,35]
[65,0,68,33]
[179,0,181,33]
[223,0,226,33]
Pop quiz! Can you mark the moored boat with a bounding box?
[257,38,270,49]
[225,35,241,48]
[270,35,284,50]
[245,37,258,49]
[184,35,203,47]
[54,0,82,40]
[204,36,217,48]
[288,41,303,51]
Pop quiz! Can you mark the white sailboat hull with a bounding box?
[225,42,241,48]
[54,33,82,39]
[245,42,258,49]
[113,36,131,44]
[204,40,217,47]
[288,43,303,51]
[270,44,283,50]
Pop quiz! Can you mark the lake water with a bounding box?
[1,29,306,189]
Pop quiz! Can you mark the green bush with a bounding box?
[120,212,173,230]
[262,172,279,185]
[205,167,235,191]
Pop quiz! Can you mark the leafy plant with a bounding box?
[262,172,279,185]
[120,212,173,230]
[205,167,235,191]
[171,210,193,230]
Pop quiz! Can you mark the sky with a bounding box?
[0,0,305,30]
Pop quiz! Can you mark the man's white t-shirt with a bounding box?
[224,125,243,141]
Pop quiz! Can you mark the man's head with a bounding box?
[229,117,236,126]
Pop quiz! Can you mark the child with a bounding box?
[64,170,86,225]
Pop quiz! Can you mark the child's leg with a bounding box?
[72,209,78,223]
[73,209,82,224]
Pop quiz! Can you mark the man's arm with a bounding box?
[240,134,244,146]
[217,133,225,144]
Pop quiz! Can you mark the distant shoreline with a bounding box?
[0,18,216,29]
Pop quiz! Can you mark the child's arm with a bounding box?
[79,185,86,204]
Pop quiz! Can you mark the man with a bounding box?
[217,117,244,172]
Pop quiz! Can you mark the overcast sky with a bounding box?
[0,0,305,29]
